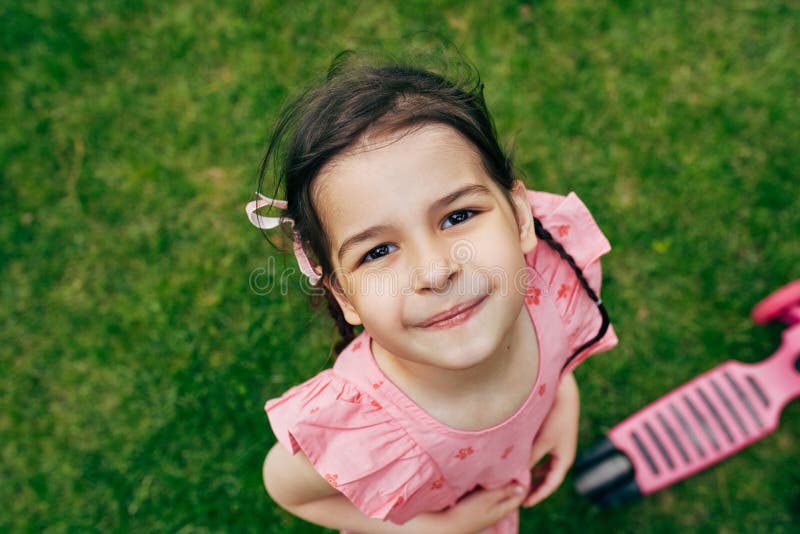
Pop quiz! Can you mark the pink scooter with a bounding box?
[573,280,800,507]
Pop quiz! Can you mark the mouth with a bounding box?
[417,295,488,329]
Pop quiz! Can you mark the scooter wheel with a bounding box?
[573,452,634,498]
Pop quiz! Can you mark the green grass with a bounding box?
[2,1,798,532]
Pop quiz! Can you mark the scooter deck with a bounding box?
[607,324,800,495]
[574,280,800,506]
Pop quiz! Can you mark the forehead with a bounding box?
[311,124,500,250]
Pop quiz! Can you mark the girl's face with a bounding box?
[314,124,537,370]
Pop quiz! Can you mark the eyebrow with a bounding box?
[337,183,492,263]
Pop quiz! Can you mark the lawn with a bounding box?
[1,1,798,532]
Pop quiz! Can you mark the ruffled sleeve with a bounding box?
[265,370,443,524]
[527,190,619,373]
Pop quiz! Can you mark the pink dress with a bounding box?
[265,190,619,533]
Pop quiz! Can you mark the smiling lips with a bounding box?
[417,296,488,329]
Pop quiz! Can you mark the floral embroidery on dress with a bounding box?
[557,224,570,237]
[455,447,475,460]
[325,473,339,487]
[370,400,382,409]
[372,380,384,389]
[525,287,541,305]
[538,384,547,396]
[396,496,405,505]
[431,477,445,489]
[557,283,571,300]
[501,446,514,460]
[352,341,362,351]
[310,406,320,414]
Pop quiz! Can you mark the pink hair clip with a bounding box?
[245,192,323,286]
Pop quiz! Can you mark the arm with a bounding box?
[523,371,580,507]
[263,442,527,534]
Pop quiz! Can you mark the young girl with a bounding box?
[247,56,618,534]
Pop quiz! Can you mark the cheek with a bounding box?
[354,293,405,337]
[470,228,523,266]
[357,269,403,297]
[348,272,406,320]
[469,234,529,292]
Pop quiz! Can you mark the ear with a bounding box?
[322,272,363,326]
[509,180,537,254]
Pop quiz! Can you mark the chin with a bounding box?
[431,333,500,369]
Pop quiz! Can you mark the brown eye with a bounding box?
[361,243,397,264]
[442,209,478,229]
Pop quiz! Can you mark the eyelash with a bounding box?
[441,209,477,229]
[359,209,479,264]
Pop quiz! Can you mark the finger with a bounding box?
[488,483,526,510]
[459,483,525,529]
[459,482,524,508]
[524,457,568,507]
[523,457,569,507]
[494,482,526,503]
[494,484,527,517]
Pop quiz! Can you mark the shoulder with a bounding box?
[524,189,618,369]
[264,369,382,456]
[525,189,611,270]
[264,368,443,522]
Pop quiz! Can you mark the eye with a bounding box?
[361,243,398,264]
[441,209,478,229]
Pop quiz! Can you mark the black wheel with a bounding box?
[573,452,634,497]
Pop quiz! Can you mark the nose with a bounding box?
[410,238,462,292]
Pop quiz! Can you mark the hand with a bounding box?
[524,372,580,507]
[412,482,527,534]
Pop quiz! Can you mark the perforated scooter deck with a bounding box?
[607,326,800,495]
[574,280,800,506]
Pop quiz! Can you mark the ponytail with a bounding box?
[533,218,610,372]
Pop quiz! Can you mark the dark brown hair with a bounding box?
[257,53,607,363]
